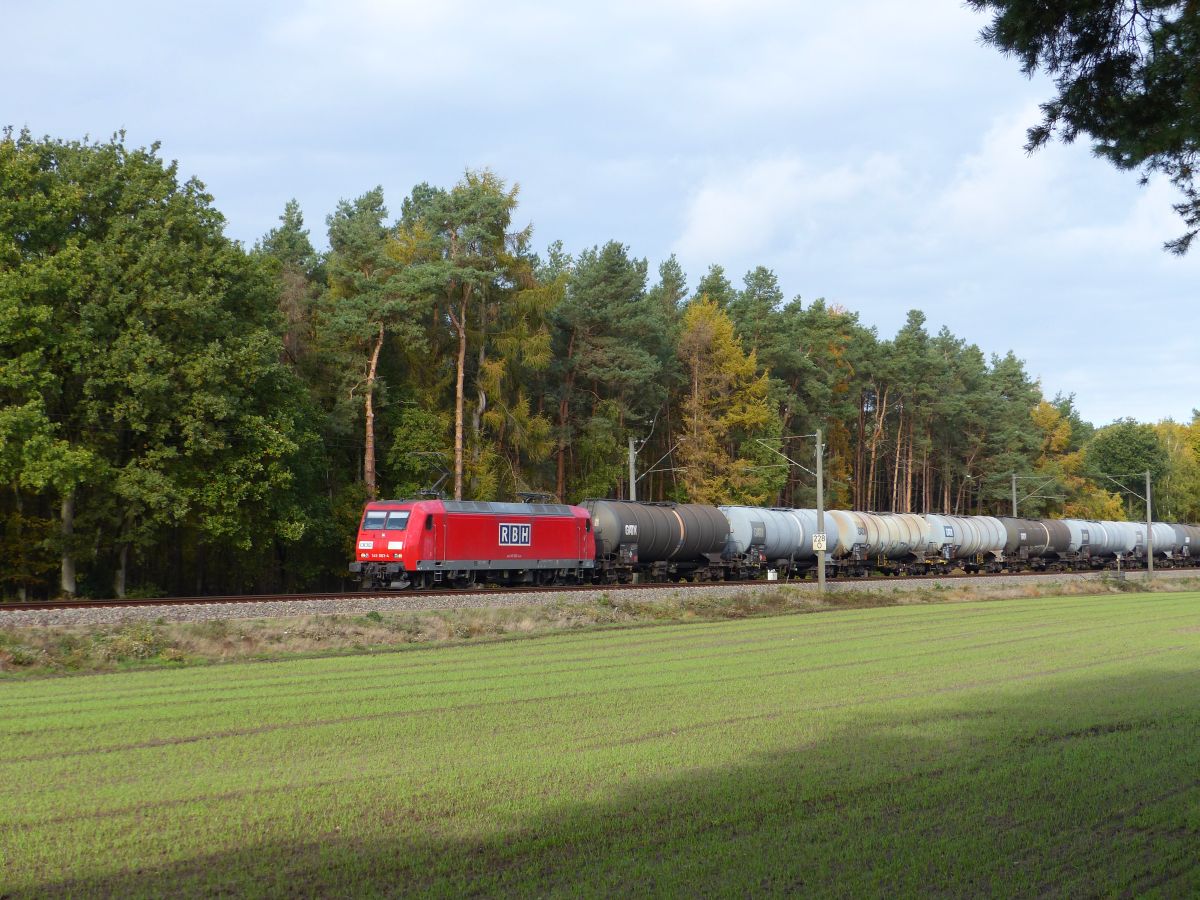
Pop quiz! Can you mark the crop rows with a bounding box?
[2,591,1198,896]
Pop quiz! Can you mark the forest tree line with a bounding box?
[2,132,1198,598]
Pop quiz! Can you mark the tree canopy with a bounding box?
[3,130,1198,599]
[0,130,316,597]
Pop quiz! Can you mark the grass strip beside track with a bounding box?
[1,590,1198,896]
[4,573,1199,677]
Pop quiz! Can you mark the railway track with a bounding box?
[1,566,1188,614]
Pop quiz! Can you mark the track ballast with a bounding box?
[2,569,1196,629]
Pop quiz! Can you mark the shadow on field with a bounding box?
[25,667,1200,898]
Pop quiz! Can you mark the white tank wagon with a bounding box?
[876,513,926,559]
[719,506,807,572]
[920,514,955,557]
[824,510,898,559]
[790,509,843,568]
[789,509,834,559]
[823,510,873,560]
[1150,522,1178,558]
[921,515,1006,570]
[1100,521,1144,558]
[965,516,1007,561]
[1063,520,1107,557]
[814,510,936,574]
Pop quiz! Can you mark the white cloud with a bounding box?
[672,153,903,265]
[930,106,1068,236]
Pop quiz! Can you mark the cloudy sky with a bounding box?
[5,0,1197,426]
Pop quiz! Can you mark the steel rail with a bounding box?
[3,567,1183,613]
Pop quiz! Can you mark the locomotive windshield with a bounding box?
[362,510,410,530]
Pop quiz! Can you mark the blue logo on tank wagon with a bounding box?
[499,523,532,546]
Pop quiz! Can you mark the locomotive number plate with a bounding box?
[499,523,532,546]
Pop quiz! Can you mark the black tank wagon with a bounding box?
[583,499,729,582]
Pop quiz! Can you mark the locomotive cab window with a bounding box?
[386,511,410,531]
[425,516,434,530]
[363,511,388,530]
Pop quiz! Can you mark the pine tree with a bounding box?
[394,171,534,500]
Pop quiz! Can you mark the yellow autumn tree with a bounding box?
[1153,420,1200,522]
[1029,400,1124,519]
[675,297,776,505]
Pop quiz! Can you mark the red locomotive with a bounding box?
[349,498,596,589]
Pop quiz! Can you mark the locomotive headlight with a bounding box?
[358,540,374,549]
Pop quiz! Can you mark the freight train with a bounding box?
[349,497,1200,589]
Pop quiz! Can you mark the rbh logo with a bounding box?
[499,523,532,546]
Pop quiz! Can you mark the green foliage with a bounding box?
[0,130,318,597]
[1154,420,1200,521]
[1085,418,1170,517]
[96,623,169,661]
[550,241,677,501]
[693,263,736,309]
[385,405,452,498]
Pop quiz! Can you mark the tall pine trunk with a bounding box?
[363,322,384,500]
[471,300,489,483]
[891,410,904,512]
[904,418,914,513]
[943,453,952,514]
[922,447,930,513]
[955,440,984,514]
[451,285,472,501]
[14,484,26,601]
[556,331,575,501]
[866,385,888,511]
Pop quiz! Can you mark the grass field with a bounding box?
[2,591,1198,896]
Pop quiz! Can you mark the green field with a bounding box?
[2,591,1198,897]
